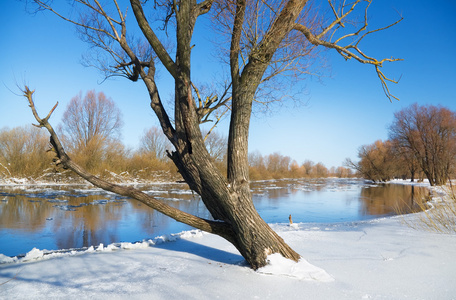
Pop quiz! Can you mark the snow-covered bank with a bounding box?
[0,169,179,187]
[1,214,455,300]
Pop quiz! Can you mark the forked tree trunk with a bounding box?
[164,0,305,269]
[168,75,301,268]
[27,0,304,270]
[170,139,301,269]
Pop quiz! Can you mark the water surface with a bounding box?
[0,178,428,257]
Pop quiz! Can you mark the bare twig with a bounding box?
[32,0,119,41]
[194,82,233,125]
[0,162,12,177]
[0,267,24,286]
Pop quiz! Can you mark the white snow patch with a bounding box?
[288,223,299,229]
[179,230,204,239]
[0,254,17,264]
[119,240,151,250]
[1,229,206,265]
[169,189,194,194]
[22,248,44,262]
[96,243,105,251]
[257,253,334,282]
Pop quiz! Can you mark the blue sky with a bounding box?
[1,1,455,168]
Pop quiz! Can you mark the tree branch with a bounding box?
[21,86,235,242]
[32,0,119,41]
[194,82,232,123]
[293,0,403,101]
[198,0,215,15]
[317,0,363,39]
[230,0,247,84]
[130,0,178,78]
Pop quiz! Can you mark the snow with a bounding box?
[257,253,334,282]
[1,213,455,299]
[0,178,455,299]
[21,248,44,262]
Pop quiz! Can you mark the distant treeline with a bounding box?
[248,151,353,180]
[346,103,456,186]
[0,124,353,183]
[6,93,452,185]
[0,125,175,182]
[1,90,356,183]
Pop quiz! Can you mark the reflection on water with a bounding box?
[360,184,427,216]
[0,179,428,257]
[0,183,209,257]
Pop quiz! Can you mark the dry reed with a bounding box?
[397,183,456,234]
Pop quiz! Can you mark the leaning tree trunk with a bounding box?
[220,185,301,269]
[168,71,300,268]
[28,0,303,270]
[170,139,301,269]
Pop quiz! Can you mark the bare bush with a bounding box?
[399,184,456,234]
[346,140,397,182]
[0,125,52,178]
[139,126,172,161]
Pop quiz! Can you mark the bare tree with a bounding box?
[140,126,172,160]
[265,152,291,177]
[302,159,315,177]
[24,0,401,269]
[345,140,396,182]
[313,162,328,178]
[389,104,456,186]
[335,166,352,178]
[59,90,123,170]
[390,138,420,182]
[61,90,123,151]
[203,130,228,162]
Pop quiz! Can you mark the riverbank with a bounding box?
[1,211,455,299]
[1,179,455,299]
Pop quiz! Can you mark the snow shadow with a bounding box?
[153,238,246,266]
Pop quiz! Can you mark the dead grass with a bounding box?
[398,183,456,234]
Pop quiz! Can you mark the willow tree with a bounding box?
[25,0,401,269]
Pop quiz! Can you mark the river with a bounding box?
[0,178,428,257]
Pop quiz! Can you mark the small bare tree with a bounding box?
[61,90,123,151]
[24,0,402,269]
[203,130,228,162]
[0,125,51,177]
[302,159,315,177]
[59,90,123,170]
[140,126,172,160]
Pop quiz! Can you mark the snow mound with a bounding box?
[288,223,299,229]
[0,253,17,264]
[22,248,44,262]
[257,253,334,282]
[1,229,206,265]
